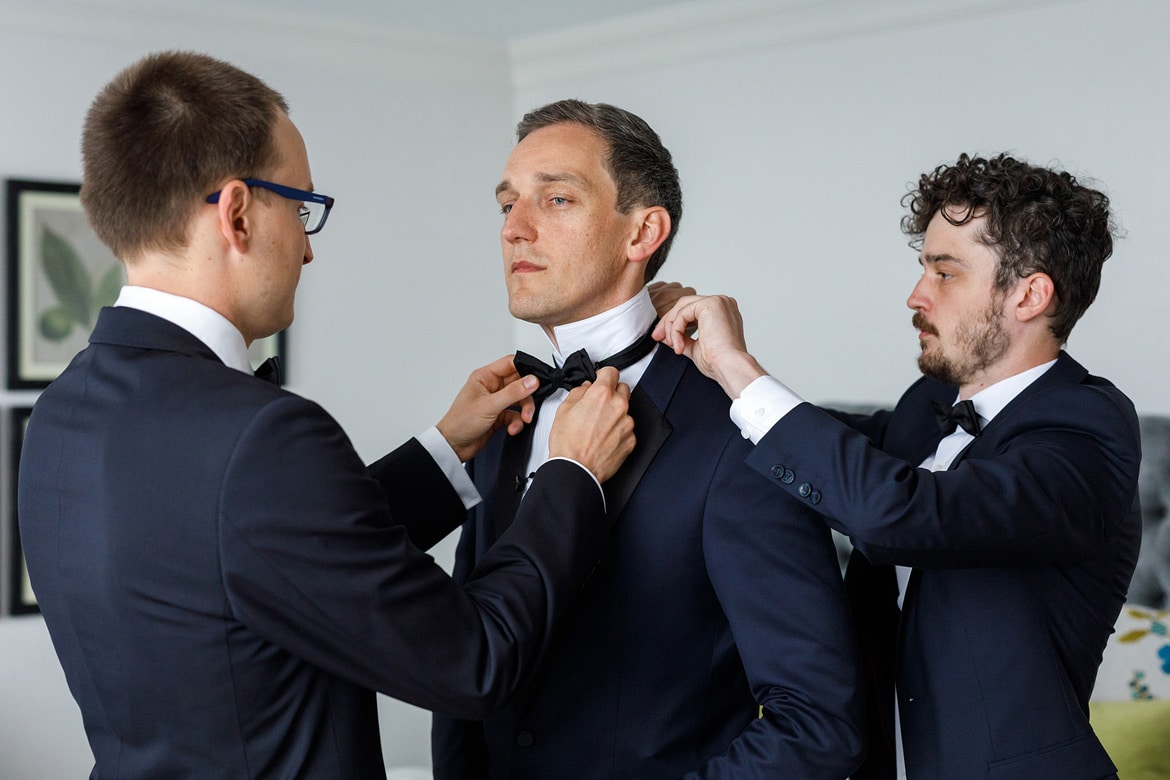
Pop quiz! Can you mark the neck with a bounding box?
[538,288,655,360]
[959,344,1062,399]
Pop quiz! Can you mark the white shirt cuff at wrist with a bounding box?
[416,426,482,510]
[728,375,804,444]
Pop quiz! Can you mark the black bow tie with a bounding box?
[253,355,283,386]
[933,398,982,437]
[513,323,657,404]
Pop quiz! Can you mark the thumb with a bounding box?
[494,374,539,412]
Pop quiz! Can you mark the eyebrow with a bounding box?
[920,252,967,267]
[495,172,594,198]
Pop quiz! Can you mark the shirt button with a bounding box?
[516,731,534,748]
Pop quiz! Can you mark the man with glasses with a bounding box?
[18,51,635,779]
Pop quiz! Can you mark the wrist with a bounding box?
[710,349,767,400]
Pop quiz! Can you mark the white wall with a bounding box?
[511,0,1170,412]
[1,0,1167,776]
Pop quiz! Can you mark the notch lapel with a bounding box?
[490,422,536,540]
[602,384,672,519]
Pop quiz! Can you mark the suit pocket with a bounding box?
[987,732,1116,779]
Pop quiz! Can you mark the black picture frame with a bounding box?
[6,178,123,389]
[6,178,287,387]
[9,407,38,615]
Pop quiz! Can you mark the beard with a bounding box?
[914,298,1010,386]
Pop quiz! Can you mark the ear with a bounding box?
[1012,272,1056,324]
[215,179,254,254]
[625,206,671,265]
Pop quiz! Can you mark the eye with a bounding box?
[549,196,569,206]
[499,202,513,215]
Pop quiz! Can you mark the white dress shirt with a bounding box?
[521,288,659,484]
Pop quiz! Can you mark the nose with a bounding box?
[303,234,314,265]
[501,200,534,244]
[906,274,928,312]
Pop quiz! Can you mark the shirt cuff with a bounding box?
[416,426,482,510]
[542,456,606,512]
[728,375,804,445]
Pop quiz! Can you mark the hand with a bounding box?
[437,355,539,462]
[652,294,768,399]
[548,367,635,483]
[648,281,696,319]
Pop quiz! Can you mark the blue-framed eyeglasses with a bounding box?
[206,178,335,235]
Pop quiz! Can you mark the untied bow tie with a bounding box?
[513,322,658,404]
[932,398,982,437]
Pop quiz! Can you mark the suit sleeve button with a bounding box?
[770,464,786,478]
[809,489,822,504]
[782,469,795,484]
[798,482,812,498]
[517,730,534,748]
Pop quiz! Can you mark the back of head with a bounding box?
[81,51,289,261]
[516,99,682,283]
[901,152,1114,343]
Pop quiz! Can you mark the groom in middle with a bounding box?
[431,99,865,779]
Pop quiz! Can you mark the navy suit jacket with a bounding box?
[745,352,1141,779]
[433,347,865,779]
[18,306,613,780]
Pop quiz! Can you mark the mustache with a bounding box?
[912,312,938,337]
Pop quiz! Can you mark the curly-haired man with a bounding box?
[654,153,1139,779]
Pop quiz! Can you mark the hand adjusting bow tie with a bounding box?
[253,356,283,386]
[932,398,982,437]
[513,323,658,404]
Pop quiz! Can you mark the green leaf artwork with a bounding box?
[38,226,123,341]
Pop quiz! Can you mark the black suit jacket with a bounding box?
[745,352,1141,779]
[18,306,612,779]
[433,347,865,779]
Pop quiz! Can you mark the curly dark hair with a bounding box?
[516,99,682,283]
[901,153,1115,343]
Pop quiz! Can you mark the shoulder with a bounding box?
[1011,354,1138,436]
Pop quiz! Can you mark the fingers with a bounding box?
[549,368,636,483]
[648,280,698,319]
[478,354,523,389]
[437,356,539,462]
[653,295,703,353]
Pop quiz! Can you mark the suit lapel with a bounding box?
[946,352,1085,469]
[601,347,680,519]
[491,422,536,539]
[602,384,671,519]
[489,347,680,539]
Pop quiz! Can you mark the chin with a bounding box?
[507,299,546,325]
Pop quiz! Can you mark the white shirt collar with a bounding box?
[113,286,252,374]
[957,358,1059,427]
[544,288,657,366]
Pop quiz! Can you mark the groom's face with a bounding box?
[495,121,643,329]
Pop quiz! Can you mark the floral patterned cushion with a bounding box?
[1093,604,1170,701]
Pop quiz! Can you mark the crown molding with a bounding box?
[6,0,510,89]
[508,0,1086,90]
